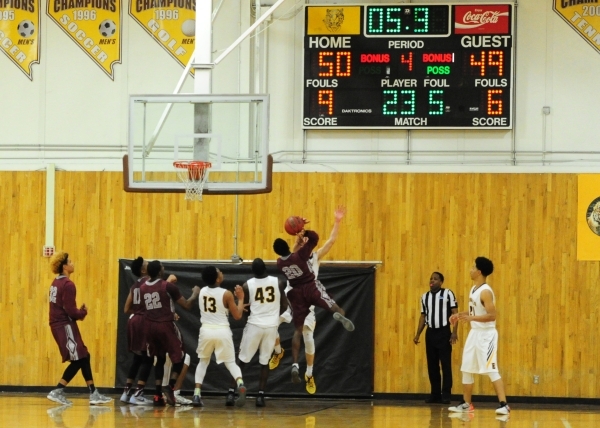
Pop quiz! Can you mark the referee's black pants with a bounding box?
[425,326,453,398]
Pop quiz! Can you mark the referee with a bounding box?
[413,271,458,404]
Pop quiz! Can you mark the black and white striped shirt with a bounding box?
[420,288,458,329]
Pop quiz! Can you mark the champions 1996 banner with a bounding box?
[47,0,122,79]
[129,0,195,75]
[0,0,40,80]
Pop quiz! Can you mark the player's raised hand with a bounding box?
[234,284,244,300]
[334,205,346,222]
[167,274,177,283]
[80,303,88,312]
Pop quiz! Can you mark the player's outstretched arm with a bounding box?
[176,285,201,310]
[225,286,245,320]
[278,279,289,315]
[317,205,346,260]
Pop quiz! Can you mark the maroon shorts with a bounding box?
[51,322,90,363]
[287,280,336,328]
[127,314,146,353]
[144,320,184,363]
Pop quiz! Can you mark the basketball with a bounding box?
[284,216,304,235]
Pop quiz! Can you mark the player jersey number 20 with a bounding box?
[282,265,303,280]
[144,292,163,310]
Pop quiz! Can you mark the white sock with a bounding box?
[306,365,313,377]
[274,344,282,354]
[293,363,299,369]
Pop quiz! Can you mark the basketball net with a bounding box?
[173,161,211,201]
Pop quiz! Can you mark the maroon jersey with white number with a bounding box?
[49,276,87,328]
[276,230,319,288]
[140,278,182,322]
[130,276,148,315]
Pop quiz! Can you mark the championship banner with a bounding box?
[554,0,600,54]
[129,0,195,75]
[577,174,600,260]
[47,0,122,79]
[0,0,41,80]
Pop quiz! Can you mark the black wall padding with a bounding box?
[115,260,375,398]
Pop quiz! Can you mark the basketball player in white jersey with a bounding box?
[228,258,288,407]
[448,257,510,416]
[192,266,247,407]
[269,205,346,394]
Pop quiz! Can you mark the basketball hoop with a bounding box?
[173,160,212,201]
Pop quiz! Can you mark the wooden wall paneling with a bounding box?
[4,171,600,398]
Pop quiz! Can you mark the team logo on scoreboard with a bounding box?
[454,5,510,34]
[323,8,344,33]
[307,6,360,35]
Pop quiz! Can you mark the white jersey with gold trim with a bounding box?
[468,283,496,329]
[247,276,280,328]
[199,286,229,327]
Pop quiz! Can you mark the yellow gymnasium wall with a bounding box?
[2,171,598,398]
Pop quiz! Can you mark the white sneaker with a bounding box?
[448,401,475,413]
[130,394,153,405]
[175,391,193,405]
[496,404,511,415]
[333,312,355,331]
[90,390,113,405]
[120,388,131,403]
[496,415,510,422]
[47,388,72,406]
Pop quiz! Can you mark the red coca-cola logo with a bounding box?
[455,5,510,34]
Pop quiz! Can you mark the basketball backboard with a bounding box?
[123,94,272,195]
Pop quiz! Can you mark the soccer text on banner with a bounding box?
[47,0,122,79]
[0,0,41,79]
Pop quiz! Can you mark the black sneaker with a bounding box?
[192,395,204,407]
[164,387,176,406]
[153,395,166,407]
[225,390,235,406]
[256,394,265,407]
[442,395,451,404]
[291,366,301,384]
[425,395,442,404]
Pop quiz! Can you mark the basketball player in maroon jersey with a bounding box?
[141,260,200,406]
[47,252,112,406]
[273,221,355,383]
[120,256,154,405]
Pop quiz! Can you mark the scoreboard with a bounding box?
[302,3,514,129]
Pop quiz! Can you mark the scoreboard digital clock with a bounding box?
[302,3,514,129]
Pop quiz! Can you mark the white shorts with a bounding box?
[196,327,235,364]
[461,328,499,374]
[238,323,278,365]
[279,306,316,330]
